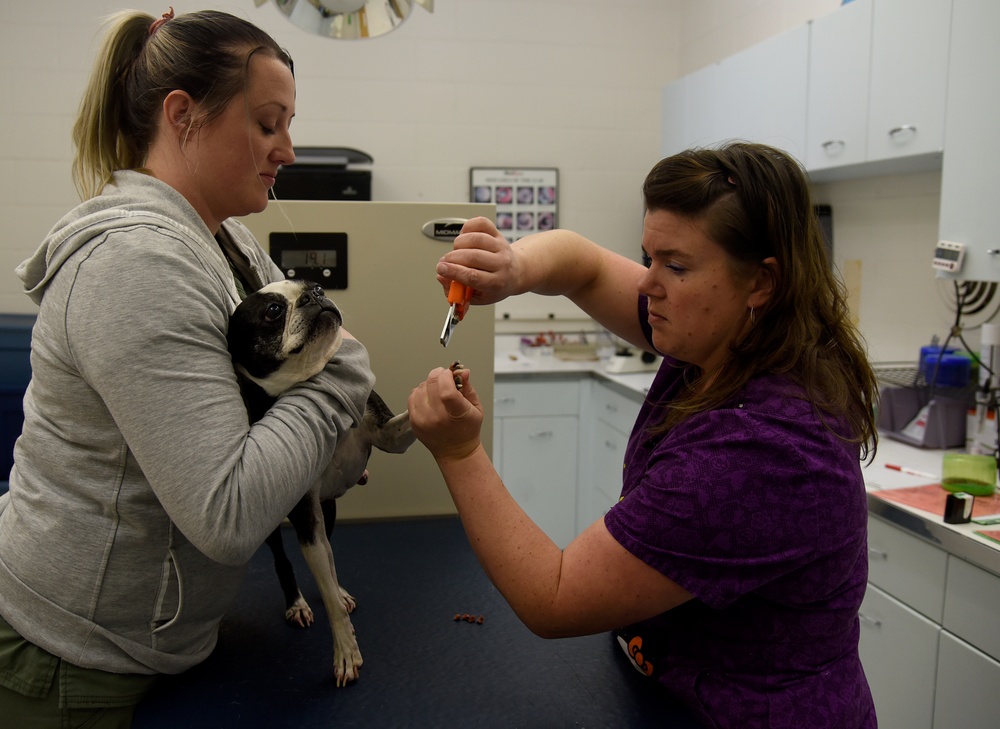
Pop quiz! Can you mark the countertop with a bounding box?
[864,437,1000,577]
[494,347,657,397]
[493,344,1000,577]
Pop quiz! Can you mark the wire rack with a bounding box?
[874,362,978,402]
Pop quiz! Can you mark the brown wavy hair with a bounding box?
[72,9,293,200]
[644,142,878,460]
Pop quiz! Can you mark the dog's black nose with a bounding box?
[298,283,326,308]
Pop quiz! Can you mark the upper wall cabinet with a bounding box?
[806,0,952,179]
[661,24,808,160]
[805,0,873,171]
[937,0,1000,282]
[666,0,955,180]
[866,0,952,163]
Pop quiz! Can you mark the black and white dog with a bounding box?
[227,279,415,686]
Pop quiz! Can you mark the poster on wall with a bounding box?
[470,167,558,243]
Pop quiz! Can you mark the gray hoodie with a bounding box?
[0,171,374,675]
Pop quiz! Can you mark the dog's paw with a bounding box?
[333,640,363,687]
[339,586,357,614]
[285,596,314,628]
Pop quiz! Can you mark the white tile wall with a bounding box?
[0,0,682,313]
[0,0,949,365]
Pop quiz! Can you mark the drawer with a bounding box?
[494,380,579,418]
[592,382,642,434]
[592,419,628,505]
[943,557,1000,662]
[858,584,939,729]
[867,514,947,622]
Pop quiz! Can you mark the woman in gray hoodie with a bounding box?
[0,8,374,727]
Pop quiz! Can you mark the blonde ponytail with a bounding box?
[72,12,151,200]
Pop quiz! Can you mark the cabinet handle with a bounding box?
[604,440,618,451]
[868,547,887,561]
[888,124,917,142]
[529,430,554,439]
[605,403,618,414]
[495,397,516,405]
[858,613,882,629]
[821,139,846,156]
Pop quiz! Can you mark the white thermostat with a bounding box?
[932,240,966,273]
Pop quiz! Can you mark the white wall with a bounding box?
[817,172,956,363]
[0,0,956,363]
[0,0,681,314]
[678,0,841,74]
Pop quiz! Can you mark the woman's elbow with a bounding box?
[518,607,587,640]
[190,531,261,566]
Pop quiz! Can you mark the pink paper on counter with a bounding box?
[872,483,1000,518]
[978,530,1000,545]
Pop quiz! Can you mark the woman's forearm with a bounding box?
[512,231,649,349]
[434,444,566,635]
[510,230,608,298]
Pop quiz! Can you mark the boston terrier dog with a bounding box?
[227,279,415,686]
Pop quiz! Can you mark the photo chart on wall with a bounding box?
[470,168,558,243]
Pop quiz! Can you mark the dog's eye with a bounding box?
[264,303,284,322]
[312,284,325,299]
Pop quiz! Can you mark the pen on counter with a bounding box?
[885,464,938,480]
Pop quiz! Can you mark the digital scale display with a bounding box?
[268,232,348,289]
[281,249,338,268]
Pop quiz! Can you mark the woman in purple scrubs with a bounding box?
[410,142,879,729]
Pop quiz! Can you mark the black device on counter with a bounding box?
[272,147,373,202]
[944,492,974,524]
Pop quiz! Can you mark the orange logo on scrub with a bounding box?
[628,635,654,676]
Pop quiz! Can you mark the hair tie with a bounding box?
[149,6,174,36]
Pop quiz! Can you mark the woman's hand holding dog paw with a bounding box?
[408,366,483,463]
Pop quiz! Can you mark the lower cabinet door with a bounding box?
[859,584,939,729]
[933,631,1000,729]
[500,415,578,549]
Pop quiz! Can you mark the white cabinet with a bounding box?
[942,555,1000,661]
[866,0,951,163]
[805,0,873,170]
[859,584,939,729]
[578,381,642,534]
[494,377,646,548]
[493,379,580,549]
[662,62,723,155]
[935,555,1000,728]
[937,0,1000,282]
[661,25,808,159]
[863,515,1000,728]
[863,515,946,729]
[805,0,951,177]
[933,632,1000,729]
[669,0,956,178]
[714,24,808,159]
[867,512,947,621]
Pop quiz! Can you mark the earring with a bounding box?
[749,307,755,326]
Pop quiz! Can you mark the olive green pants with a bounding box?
[0,613,158,729]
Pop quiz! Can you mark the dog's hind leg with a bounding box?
[265,526,314,628]
[291,488,363,686]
